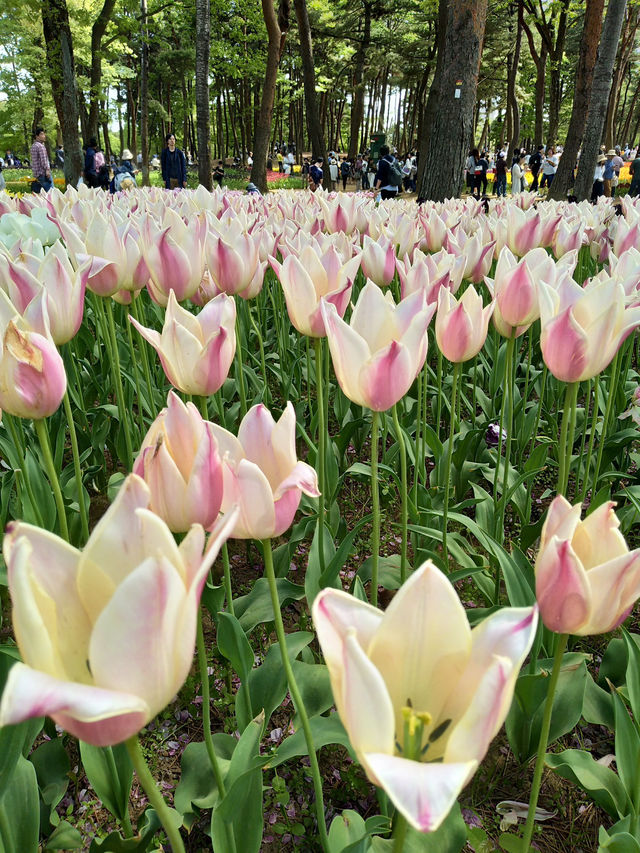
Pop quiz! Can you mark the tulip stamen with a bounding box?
[401,705,433,761]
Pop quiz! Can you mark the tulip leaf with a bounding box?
[305,522,339,606]
[217,611,255,684]
[43,821,83,850]
[612,688,640,799]
[174,735,236,818]
[267,714,352,768]
[622,630,640,721]
[79,741,133,825]
[211,715,265,853]
[370,803,467,852]
[29,737,70,829]
[545,749,630,818]
[506,655,588,762]
[0,754,40,853]
[598,833,640,853]
[238,631,313,726]
[582,674,615,731]
[328,809,367,852]
[233,578,305,632]
[291,660,334,720]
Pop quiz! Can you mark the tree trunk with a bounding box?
[139,0,150,186]
[507,1,523,159]
[574,0,628,200]
[294,0,328,170]
[88,0,117,141]
[251,0,290,193]
[41,0,83,186]
[194,0,212,188]
[347,0,371,159]
[416,0,448,190]
[604,6,639,148]
[417,0,489,201]
[548,0,605,200]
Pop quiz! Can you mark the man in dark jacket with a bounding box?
[84,137,98,188]
[374,145,399,200]
[161,133,187,189]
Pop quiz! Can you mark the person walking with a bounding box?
[539,146,558,190]
[30,127,52,192]
[528,145,543,191]
[374,145,401,200]
[495,153,507,196]
[161,133,187,189]
[84,137,99,187]
[591,155,606,202]
[629,151,640,196]
[340,157,351,190]
[603,150,615,197]
[309,157,323,191]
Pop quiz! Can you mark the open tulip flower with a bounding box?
[435,286,495,363]
[269,245,359,337]
[210,402,319,540]
[133,391,223,532]
[141,208,207,306]
[321,282,434,411]
[538,276,640,382]
[130,289,236,396]
[313,562,538,831]
[535,496,640,635]
[0,475,237,746]
[204,230,261,298]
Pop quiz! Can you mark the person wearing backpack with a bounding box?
[374,145,403,200]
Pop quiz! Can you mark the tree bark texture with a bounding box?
[507,2,523,160]
[574,0,628,201]
[195,0,212,189]
[140,0,150,186]
[347,0,372,160]
[548,0,604,200]
[417,0,489,202]
[604,5,639,148]
[294,0,328,171]
[41,0,83,186]
[88,0,117,141]
[251,0,290,193]
[416,0,447,191]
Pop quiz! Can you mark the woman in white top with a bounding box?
[592,155,606,201]
[511,154,526,194]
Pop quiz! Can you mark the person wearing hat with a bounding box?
[110,149,137,192]
[611,148,624,195]
[591,155,606,202]
[603,150,616,197]
[246,182,262,196]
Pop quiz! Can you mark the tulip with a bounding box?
[505,207,542,257]
[0,292,66,419]
[312,561,537,831]
[396,250,465,304]
[210,402,319,539]
[204,230,260,298]
[484,248,538,334]
[269,246,359,337]
[133,391,223,532]
[0,475,237,746]
[538,276,640,382]
[321,283,435,411]
[141,209,207,306]
[535,496,640,635]
[435,286,495,363]
[360,235,397,287]
[130,289,236,396]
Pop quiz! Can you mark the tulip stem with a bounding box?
[262,539,330,853]
[125,734,186,853]
[314,338,326,575]
[371,410,381,607]
[592,351,621,496]
[436,350,443,441]
[63,391,89,542]
[234,308,248,419]
[104,299,134,471]
[413,369,423,501]
[222,542,235,616]
[557,382,579,497]
[521,633,569,851]
[35,418,69,541]
[498,335,516,545]
[392,403,408,584]
[129,297,158,420]
[392,812,408,853]
[580,376,599,504]
[248,303,270,407]
[525,365,548,523]
[443,363,460,569]
[124,307,145,442]
[198,395,208,421]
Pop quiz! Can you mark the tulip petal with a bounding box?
[89,556,187,719]
[321,301,370,407]
[369,562,471,745]
[572,501,629,568]
[535,538,591,633]
[359,340,413,411]
[0,662,149,748]
[341,630,395,762]
[578,550,640,635]
[364,753,476,832]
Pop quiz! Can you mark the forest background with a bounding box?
[0,0,638,199]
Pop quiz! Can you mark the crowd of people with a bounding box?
[10,125,640,202]
[465,143,640,201]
